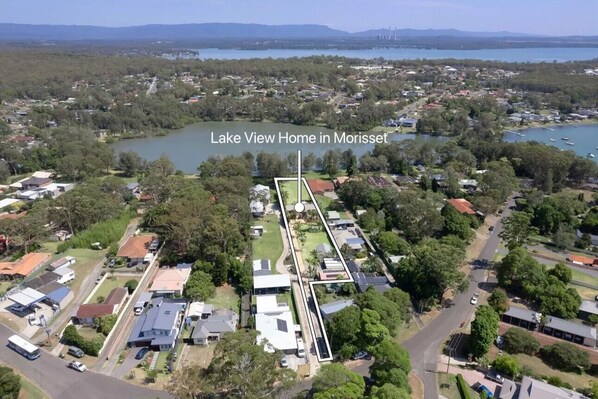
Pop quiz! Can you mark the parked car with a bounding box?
[280,355,289,368]
[486,370,504,384]
[135,347,149,360]
[10,304,27,313]
[134,307,143,316]
[352,351,370,360]
[108,259,116,268]
[296,338,305,358]
[470,296,478,305]
[472,382,494,398]
[488,226,495,234]
[495,335,505,348]
[67,361,87,372]
[68,346,85,358]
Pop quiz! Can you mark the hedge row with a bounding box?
[57,210,133,253]
[62,325,105,357]
[456,374,472,399]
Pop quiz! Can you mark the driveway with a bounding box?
[403,194,517,399]
[112,348,142,379]
[0,323,172,399]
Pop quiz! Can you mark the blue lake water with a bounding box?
[194,47,598,62]
[504,124,598,161]
[110,121,440,173]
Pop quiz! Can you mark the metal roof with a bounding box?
[503,306,541,324]
[8,287,46,307]
[253,274,291,290]
[579,300,598,316]
[545,316,597,340]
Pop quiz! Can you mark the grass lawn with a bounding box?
[155,351,169,372]
[437,373,478,399]
[279,291,300,324]
[302,171,332,180]
[314,194,333,211]
[280,181,311,206]
[545,263,598,299]
[298,224,332,263]
[514,353,595,389]
[77,326,101,341]
[252,214,284,269]
[93,276,138,303]
[210,285,240,311]
[182,345,216,368]
[0,281,13,294]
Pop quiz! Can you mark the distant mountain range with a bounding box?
[0,23,540,41]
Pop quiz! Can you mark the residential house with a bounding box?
[20,177,51,190]
[253,274,291,295]
[186,302,214,322]
[306,179,335,195]
[328,219,355,230]
[250,200,265,217]
[351,272,390,293]
[252,259,271,276]
[447,198,476,215]
[250,225,264,237]
[148,268,191,296]
[23,271,60,290]
[75,287,128,325]
[255,295,298,354]
[0,198,23,211]
[320,299,355,321]
[117,235,156,265]
[315,243,332,257]
[327,211,341,221]
[332,229,365,252]
[0,253,52,280]
[48,256,76,271]
[128,298,185,351]
[134,292,153,312]
[191,309,238,345]
[498,376,590,399]
[367,176,391,188]
[250,184,270,217]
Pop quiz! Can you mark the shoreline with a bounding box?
[503,119,598,134]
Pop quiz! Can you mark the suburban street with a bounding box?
[0,323,172,399]
[401,195,517,399]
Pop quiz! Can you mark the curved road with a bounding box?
[0,324,172,399]
[402,195,516,399]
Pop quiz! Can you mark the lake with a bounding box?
[504,124,598,161]
[193,47,598,62]
[110,121,437,173]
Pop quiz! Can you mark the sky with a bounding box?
[0,0,597,36]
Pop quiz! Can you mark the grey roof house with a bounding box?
[191,309,238,345]
[320,299,355,321]
[128,299,185,351]
[498,376,590,399]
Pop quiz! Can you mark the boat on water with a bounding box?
[549,139,557,142]
[565,142,575,146]
[542,127,555,131]
[561,137,569,140]
[588,153,595,158]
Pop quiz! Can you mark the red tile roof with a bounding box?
[104,287,128,305]
[75,303,116,319]
[0,253,51,277]
[568,254,595,265]
[447,198,476,215]
[307,179,335,194]
[117,235,153,259]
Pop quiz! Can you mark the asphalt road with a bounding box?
[0,323,172,399]
[402,195,517,399]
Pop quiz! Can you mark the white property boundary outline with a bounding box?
[274,177,355,362]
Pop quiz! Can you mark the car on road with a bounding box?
[280,355,289,368]
[352,351,370,360]
[67,361,87,372]
[470,296,478,305]
[135,347,149,360]
[10,304,27,313]
[595,294,598,301]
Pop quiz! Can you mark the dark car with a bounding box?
[135,347,149,360]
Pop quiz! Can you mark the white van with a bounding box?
[296,338,305,358]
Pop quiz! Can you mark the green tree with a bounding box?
[124,279,138,294]
[499,211,539,250]
[393,239,467,305]
[376,231,410,255]
[312,363,365,399]
[492,355,520,378]
[328,306,362,359]
[0,366,21,399]
[368,383,410,399]
[442,204,474,241]
[503,328,540,356]
[540,342,591,372]
[168,329,295,399]
[539,278,581,319]
[547,263,572,285]
[488,288,509,315]
[361,309,390,349]
[470,305,500,358]
[98,314,117,335]
[117,151,147,177]
[184,270,216,301]
[369,338,411,391]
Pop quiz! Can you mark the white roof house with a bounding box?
[255,295,290,315]
[255,311,298,353]
[253,274,291,290]
[0,198,21,209]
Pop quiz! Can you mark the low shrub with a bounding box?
[456,374,471,399]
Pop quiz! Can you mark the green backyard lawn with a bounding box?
[298,224,333,262]
[252,214,284,270]
[210,285,240,311]
[280,180,311,206]
[93,276,138,303]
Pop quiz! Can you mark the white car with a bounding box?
[470,296,478,305]
[280,356,289,368]
[68,361,87,372]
